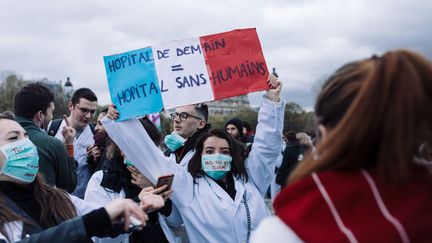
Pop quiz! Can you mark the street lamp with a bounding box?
[64,76,74,101]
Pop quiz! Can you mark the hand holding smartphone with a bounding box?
[156,174,174,193]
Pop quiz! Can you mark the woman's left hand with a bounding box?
[266,74,282,102]
[106,104,119,120]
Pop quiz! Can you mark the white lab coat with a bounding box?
[0,221,22,242]
[251,216,303,243]
[102,96,285,243]
[53,120,94,198]
[167,149,194,169]
[85,170,180,243]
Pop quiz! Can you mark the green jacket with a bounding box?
[16,117,77,192]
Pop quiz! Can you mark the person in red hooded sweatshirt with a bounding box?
[252,50,432,243]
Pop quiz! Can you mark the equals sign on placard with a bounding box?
[171,64,184,72]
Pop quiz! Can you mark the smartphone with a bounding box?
[128,216,143,232]
[156,174,174,193]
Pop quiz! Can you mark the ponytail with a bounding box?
[290,50,432,184]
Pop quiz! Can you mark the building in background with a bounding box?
[208,95,251,115]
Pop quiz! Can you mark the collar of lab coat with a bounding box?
[203,175,246,209]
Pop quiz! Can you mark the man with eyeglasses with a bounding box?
[49,88,98,198]
[161,104,210,242]
[164,104,211,166]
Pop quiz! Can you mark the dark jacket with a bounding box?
[5,207,112,243]
[10,217,88,243]
[276,140,302,187]
[16,117,77,192]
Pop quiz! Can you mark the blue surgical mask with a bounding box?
[201,153,232,180]
[124,158,134,167]
[164,132,186,151]
[0,138,39,183]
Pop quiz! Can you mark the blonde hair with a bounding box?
[296,132,312,147]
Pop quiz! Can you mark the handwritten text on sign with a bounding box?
[153,38,214,109]
[103,28,268,121]
[103,47,163,121]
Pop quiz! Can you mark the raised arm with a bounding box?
[246,75,286,195]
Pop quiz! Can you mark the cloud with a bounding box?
[0,0,430,110]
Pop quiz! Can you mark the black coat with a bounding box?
[276,140,303,187]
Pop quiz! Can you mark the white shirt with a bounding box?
[53,120,95,198]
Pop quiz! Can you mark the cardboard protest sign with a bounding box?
[104,28,268,121]
[200,28,269,100]
[153,38,214,109]
[104,47,163,121]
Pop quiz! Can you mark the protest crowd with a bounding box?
[0,48,431,243]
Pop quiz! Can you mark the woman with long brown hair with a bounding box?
[252,50,432,242]
[0,113,154,242]
[103,74,285,243]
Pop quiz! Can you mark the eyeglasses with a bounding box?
[170,112,203,121]
[75,105,96,116]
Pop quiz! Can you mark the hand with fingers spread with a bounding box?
[104,198,148,232]
[127,166,153,189]
[139,187,166,213]
[107,104,119,120]
[61,114,76,145]
[266,74,282,102]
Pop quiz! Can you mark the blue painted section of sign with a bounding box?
[104,47,163,121]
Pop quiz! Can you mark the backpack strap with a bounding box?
[89,123,96,135]
[47,119,63,137]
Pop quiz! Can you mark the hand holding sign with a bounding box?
[266,74,282,103]
[107,104,120,120]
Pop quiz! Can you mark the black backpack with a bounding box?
[47,119,95,137]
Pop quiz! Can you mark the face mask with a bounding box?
[124,158,134,167]
[164,132,186,151]
[0,138,39,183]
[201,153,232,180]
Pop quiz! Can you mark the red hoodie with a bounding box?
[273,169,432,242]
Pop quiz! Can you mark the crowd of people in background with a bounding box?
[0,49,431,242]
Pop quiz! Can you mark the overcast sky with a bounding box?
[1,0,431,110]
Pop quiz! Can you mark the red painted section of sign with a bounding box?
[200,28,269,100]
